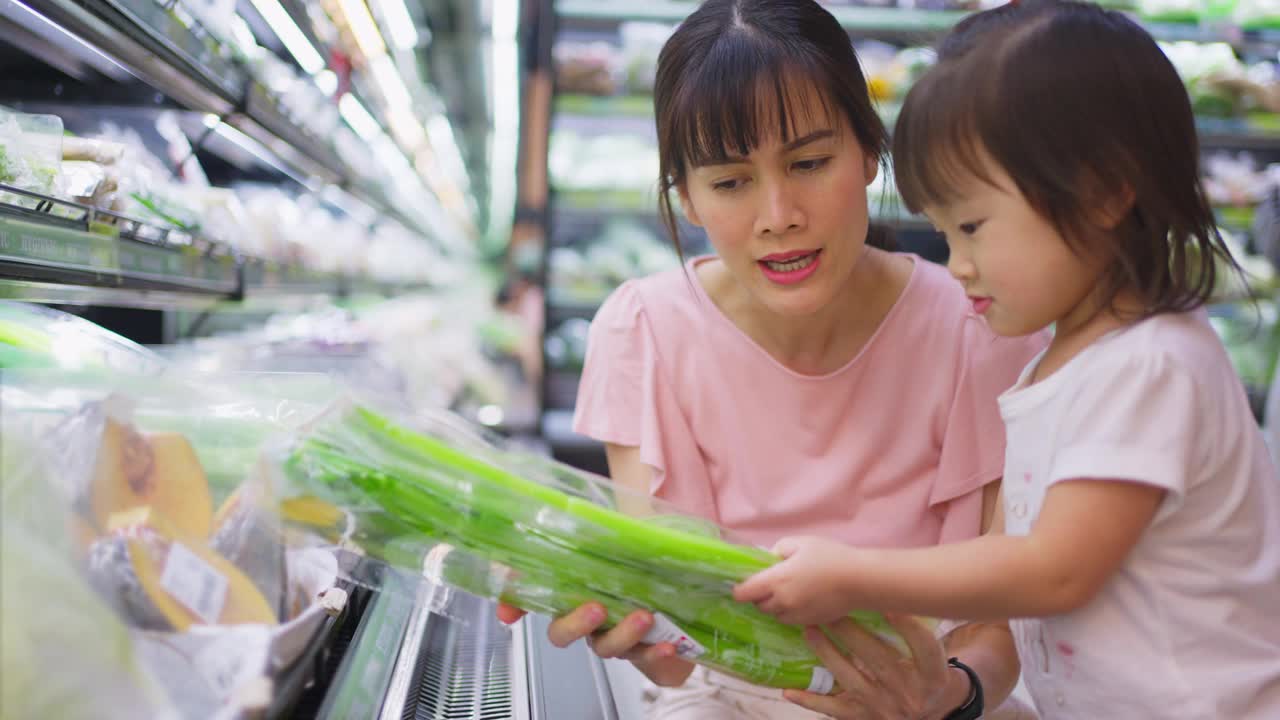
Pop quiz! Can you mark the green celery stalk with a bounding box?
[280,403,904,690]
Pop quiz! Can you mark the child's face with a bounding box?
[678,87,879,319]
[924,161,1103,338]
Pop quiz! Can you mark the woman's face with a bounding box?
[681,87,878,318]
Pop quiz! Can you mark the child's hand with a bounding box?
[733,535,861,625]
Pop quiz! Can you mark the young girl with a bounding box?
[736,1,1280,717]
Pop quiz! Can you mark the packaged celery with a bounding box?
[274,401,916,693]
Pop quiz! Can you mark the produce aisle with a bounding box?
[0,0,544,430]
[537,0,1280,473]
[5,1,1280,718]
[0,0,581,717]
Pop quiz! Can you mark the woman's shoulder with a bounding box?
[890,255,1048,367]
[900,255,972,314]
[593,262,705,333]
[887,255,983,342]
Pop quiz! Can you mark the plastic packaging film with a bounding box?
[1,368,926,714]
[272,400,922,691]
[0,373,345,720]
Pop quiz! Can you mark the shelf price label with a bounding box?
[0,217,118,271]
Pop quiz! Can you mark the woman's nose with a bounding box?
[755,181,804,236]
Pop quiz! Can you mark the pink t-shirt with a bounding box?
[573,256,1047,549]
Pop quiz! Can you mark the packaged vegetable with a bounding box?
[272,400,923,692]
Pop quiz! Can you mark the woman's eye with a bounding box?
[793,157,831,173]
[959,220,985,235]
[713,178,744,192]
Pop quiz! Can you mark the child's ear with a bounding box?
[1088,182,1136,230]
[677,186,703,227]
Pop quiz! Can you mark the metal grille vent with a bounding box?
[402,606,515,720]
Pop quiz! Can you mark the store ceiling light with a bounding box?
[488,0,520,241]
[338,93,382,140]
[387,106,426,150]
[247,0,326,74]
[373,0,419,51]
[337,0,387,58]
[314,69,339,96]
[210,122,307,184]
[5,0,132,81]
[370,55,413,109]
[426,114,470,193]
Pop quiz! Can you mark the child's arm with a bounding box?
[734,479,1165,623]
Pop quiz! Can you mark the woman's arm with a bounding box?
[604,443,659,517]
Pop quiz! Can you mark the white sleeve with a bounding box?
[1049,352,1203,507]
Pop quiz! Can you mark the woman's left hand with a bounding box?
[782,614,968,720]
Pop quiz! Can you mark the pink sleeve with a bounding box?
[570,282,719,519]
[572,283,648,447]
[931,322,1049,542]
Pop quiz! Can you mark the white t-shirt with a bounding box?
[998,309,1280,719]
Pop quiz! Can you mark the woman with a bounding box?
[505,1,1045,717]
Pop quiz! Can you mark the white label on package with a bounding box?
[641,613,707,659]
[808,667,835,695]
[160,542,228,624]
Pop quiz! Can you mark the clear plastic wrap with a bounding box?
[4,367,918,702]
[0,372,345,719]
[0,106,64,196]
[0,300,167,373]
[271,400,919,693]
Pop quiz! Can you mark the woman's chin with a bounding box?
[756,287,832,319]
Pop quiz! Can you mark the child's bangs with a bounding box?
[670,48,840,168]
[893,62,998,214]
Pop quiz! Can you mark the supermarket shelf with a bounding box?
[555,94,655,118]
[22,0,235,112]
[0,185,428,304]
[1145,21,1280,54]
[17,0,433,238]
[241,260,432,299]
[558,0,1280,49]
[0,184,239,296]
[1197,117,1280,150]
[0,279,227,309]
[556,0,965,35]
[556,94,1280,153]
[547,298,603,321]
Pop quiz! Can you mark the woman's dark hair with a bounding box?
[895,0,1242,317]
[653,0,895,256]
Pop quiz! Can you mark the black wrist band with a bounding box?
[943,657,984,720]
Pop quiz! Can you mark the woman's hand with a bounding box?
[497,602,696,687]
[782,615,971,720]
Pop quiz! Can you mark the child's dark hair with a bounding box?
[653,0,895,257]
[895,0,1241,317]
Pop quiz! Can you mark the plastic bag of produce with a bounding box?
[0,300,167,372]
[1,414,179,720]
[270,399,929,693]
[0,105,64,197]
[0,370,347,719]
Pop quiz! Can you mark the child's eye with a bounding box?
[793,157,831,173]
[713,177,746,192]
[959,220,985,235]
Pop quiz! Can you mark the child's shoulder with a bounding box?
[1104,309,1226,370]
[1077,310,1239,402]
